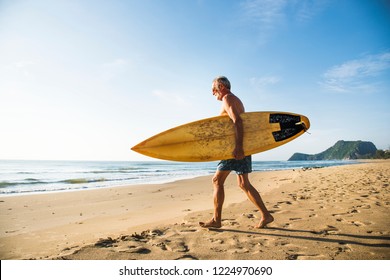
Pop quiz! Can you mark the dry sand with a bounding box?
[0,161,389,260]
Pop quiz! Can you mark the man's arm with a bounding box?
[223,95,245,160]
[232,116,245,160]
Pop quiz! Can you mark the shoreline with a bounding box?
[0,174,212,198]
[0,161,389,260]
[0,159,361,197]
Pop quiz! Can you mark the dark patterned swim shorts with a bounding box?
[217,155,252,175]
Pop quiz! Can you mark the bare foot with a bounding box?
[255,214,274,229]
[199,218,222,228]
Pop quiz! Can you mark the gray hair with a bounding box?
[213,76,231,89]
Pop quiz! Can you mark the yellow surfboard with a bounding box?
[131,111,310,162]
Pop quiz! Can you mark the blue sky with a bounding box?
[1,0,389,161]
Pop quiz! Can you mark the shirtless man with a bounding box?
[199,76,274,229]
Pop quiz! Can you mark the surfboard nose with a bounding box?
[131,144,142,152]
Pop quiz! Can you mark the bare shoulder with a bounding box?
[223,93,238,102]
[223,94,245,114]
[223,94,239,106]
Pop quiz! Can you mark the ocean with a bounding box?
[0,160,357,196]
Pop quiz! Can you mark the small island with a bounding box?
[289,140,389,160]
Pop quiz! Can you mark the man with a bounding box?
[199,76,274,229]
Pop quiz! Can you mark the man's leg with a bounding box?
[199,170,230,228]
[237,173,274,228]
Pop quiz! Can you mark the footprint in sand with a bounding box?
[151,241,167,251]
[119,246,151,254]
[275,240,290,246]
[349,209,359,214]
[209,238,224,244]
[165,240,189,253]
[175,254,198,260]
[229,221,240,226]
[350,220,369,227]
[210,247,228,253]
[61,245,80,252]
[335,217,369,227]
[274,201,293,210]
[94,237,116,248]
[335,244,352,256]
[287,253,325,260]
[228,247,250,254]
[357,204,371,209]
[220,218,240,226]
[179,228,197,234]
[243,213,255,219]
[310,225,339,235]
[332,212,350,217]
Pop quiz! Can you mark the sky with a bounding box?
[0,0,389,161]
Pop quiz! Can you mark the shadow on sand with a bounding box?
[208,227,390,248]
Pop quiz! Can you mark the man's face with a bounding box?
[212,82,223,101]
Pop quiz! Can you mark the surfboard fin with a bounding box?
[295,121,311,134]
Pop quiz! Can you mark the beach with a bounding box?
[0,161,389,260]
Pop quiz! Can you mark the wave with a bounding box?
[62,178,107,184]
[1,185,91,195]
[0,179,47,188]
[0,181,17,188]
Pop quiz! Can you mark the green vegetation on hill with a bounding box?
[288,140,383,161]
